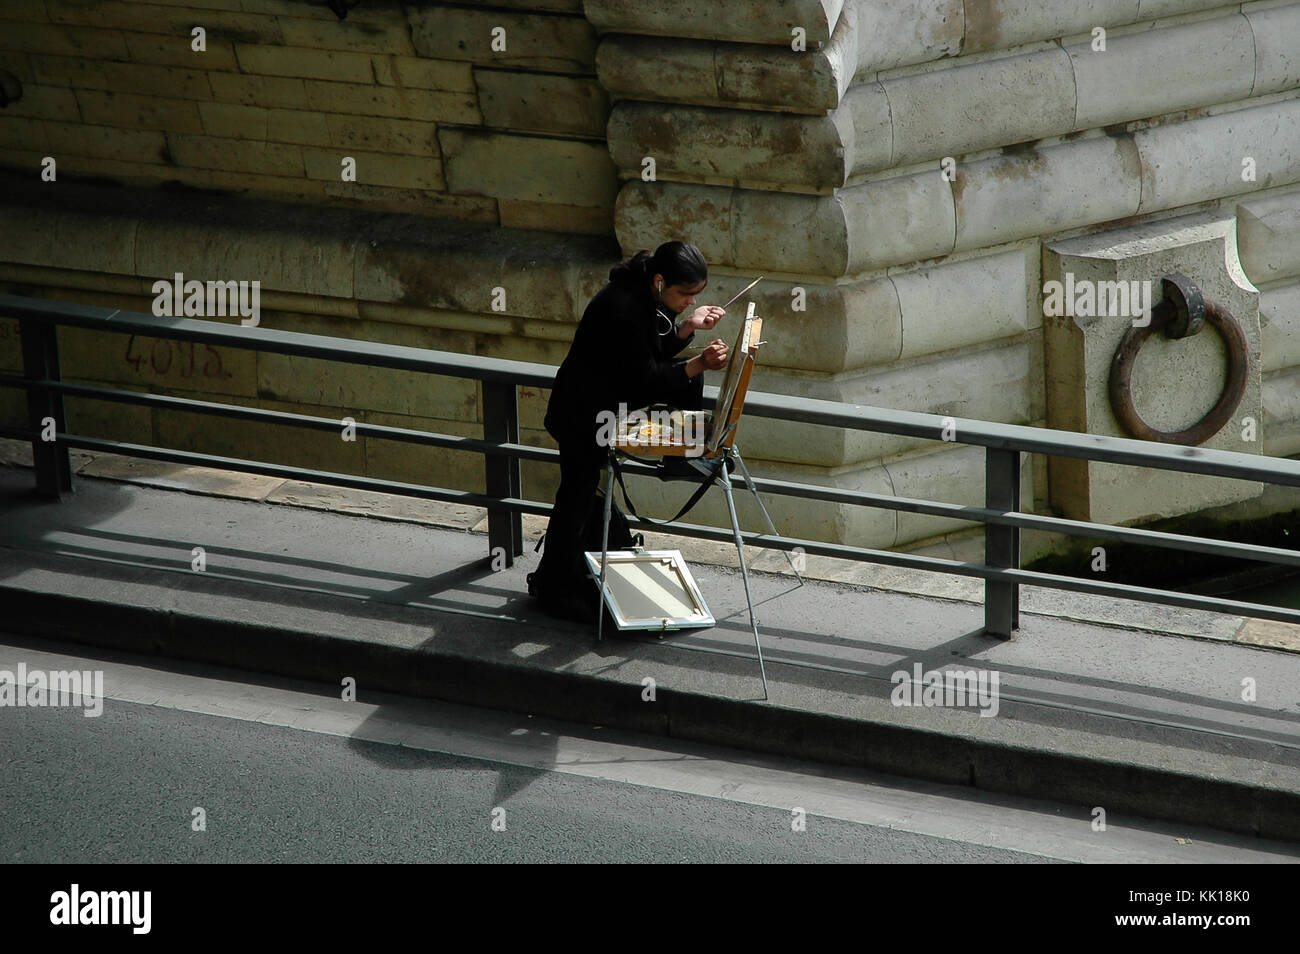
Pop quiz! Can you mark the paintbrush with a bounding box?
[717,275,763,311]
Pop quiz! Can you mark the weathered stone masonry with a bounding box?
[0,0,1297,560]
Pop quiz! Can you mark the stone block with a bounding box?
[596,34,839,112]
[198,102,328,142]
[703,275,902,373]
[45,121,169,163]
[0,0,55,23]
[45,1,284,44]
[1247,4,1300,96]
[1262,369,1300,459]
[1260,281,1300,374]
[497,200,611,236]
[30,54,215,101]
[277,8,417,56]
[255,350,480,423]
[207,72,311,110]
[885,47,1075,166]
[301,79,480,124]
[408,7,597,73]
[0,22,129,59]
[4,84,81,122]
[234,44,375,84]
[451,0,582,11]
[0,116,49,152]
[840,173,956,272]
[963,0,1136,55]
[954,135,1141,253]
[715,40,841,111]
[303,147,441,191]
[320,182,498,223]
[1044,212,1263,524]
[168,133,306,178]
[615,181,734,268]
[476,69,607,137]
[841,81,892,176]
[1068,15,1255,130]
[137,164,328,203]
[1236,191,1300,285]
[389,56,475,92]
[122,30,239,71]
[607,101,847,188]
[354,222,614,323]
[851,0,963,73]
[1133,99,1300,214]
[893,248,1033,360]
[0,206,137,275]
[325,114,439,157]
[439,128,616,207]
[733,189,852,274]
[583,0,841,46]
[129,0,242,10]
[135,214,357,300]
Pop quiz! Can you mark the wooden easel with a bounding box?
[594,303,803,699]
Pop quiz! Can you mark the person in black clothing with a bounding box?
[529,241,730,622]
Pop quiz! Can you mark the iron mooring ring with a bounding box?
[1108,275,1249,445]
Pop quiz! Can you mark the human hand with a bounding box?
[702,338,729,370]
[684,305,725,334]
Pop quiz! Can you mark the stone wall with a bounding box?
[0,0,613,232]
[1,0,1298,558]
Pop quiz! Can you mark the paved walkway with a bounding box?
[2,438,1299,840]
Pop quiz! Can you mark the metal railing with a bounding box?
[4,291,1300,636]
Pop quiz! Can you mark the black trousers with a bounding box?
[535,422,606,593]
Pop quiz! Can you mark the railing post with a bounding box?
[482,380,523,566]
[19,318,72,499]
[984,446,1020,638]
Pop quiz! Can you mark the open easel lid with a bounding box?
[583,549,715,632]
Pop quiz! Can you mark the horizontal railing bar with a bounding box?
[0,377,560,464]
[6,294,1300,485]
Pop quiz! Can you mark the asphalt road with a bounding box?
[2,636,1297,864]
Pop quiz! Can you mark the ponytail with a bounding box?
[608,249,654,284]
[609,241,708,288]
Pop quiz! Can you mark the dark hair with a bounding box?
[609,241,708,289]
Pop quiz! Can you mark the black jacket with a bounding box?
[546,277,697,444]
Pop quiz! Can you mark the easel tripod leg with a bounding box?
[597,451,615,641]
[734,449,803,586]
[721,459,768,700]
